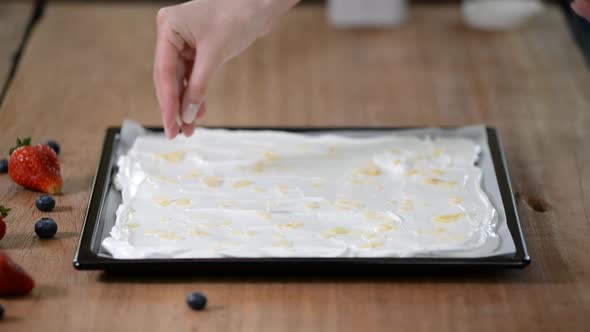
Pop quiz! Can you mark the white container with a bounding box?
[462,0,544,31]
[328,0,408,28]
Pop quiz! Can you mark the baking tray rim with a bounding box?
[73,126,530,272]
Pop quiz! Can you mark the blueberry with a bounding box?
[35,218,57,239]
[0,304,4,320]
[0,159,7,173]
[186,292,207,310]
[35,194,56,212]
[46,140,60,155]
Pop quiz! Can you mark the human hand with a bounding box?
[154,0,298,139]
[572,0,590,21]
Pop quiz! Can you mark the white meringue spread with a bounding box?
[101,128,499,259]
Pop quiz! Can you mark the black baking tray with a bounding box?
[73,127,530,273]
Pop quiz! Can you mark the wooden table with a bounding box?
[0,1,35,101]
[1,3,589,331]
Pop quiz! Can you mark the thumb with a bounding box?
[181,43,222,124]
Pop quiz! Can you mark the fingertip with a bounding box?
[167,123,180,139]
[182,123,196,137]
[165,127,174,139]
[162,113,177,139]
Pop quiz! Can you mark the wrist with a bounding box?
[257,0,299,35]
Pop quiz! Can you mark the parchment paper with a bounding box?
[112,120,516,258]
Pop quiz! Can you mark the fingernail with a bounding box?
[165,125,178,139]
[182,103,200,124]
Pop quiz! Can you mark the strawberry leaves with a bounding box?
[9,137,31,155]
[0,206,9,218]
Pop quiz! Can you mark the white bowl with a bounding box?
[327,0,408,28]
[462,0,544,31]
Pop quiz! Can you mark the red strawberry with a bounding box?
[0,251,35,296]
[8,138,62,194]
[0,206,9,241]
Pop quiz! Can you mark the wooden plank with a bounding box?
[0,2,34,104]
[0,3,589,331]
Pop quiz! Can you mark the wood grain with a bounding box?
[0,1,34,103]
[0,3,589,331]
